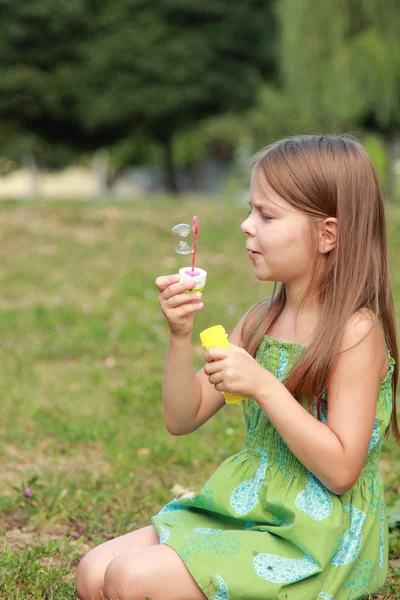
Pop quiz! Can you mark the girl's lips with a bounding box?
[249,251,261,260]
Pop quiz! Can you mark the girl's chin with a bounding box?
[253,272,277,282]
[252,266,279,283]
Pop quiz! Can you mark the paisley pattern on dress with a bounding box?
[193,528,224,534]
[158,499,192,515]
[275,347,288,381]
[178,532,241,561]
[331,504,367,567]
[158,525,171,544]
[295,472,333,521]
[367,417,380,454]
[379,502,385,568]
[229,448,268,515]
[253,547,319,584]
[210,574,229,600]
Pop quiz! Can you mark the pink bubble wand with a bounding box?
[185,216,200,276]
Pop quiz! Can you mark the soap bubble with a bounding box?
[170,223,193,254]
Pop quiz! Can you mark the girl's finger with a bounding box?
[165,302,203,320]
[209,373,224,386]
[155,274,180,292]
[214,382,225,392]
[204,361,221,376]
[162,278,196,300]
[165,291,202,309]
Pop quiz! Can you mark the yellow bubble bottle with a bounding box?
[199,325,246,404]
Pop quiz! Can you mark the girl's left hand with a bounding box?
[203,344,270,399]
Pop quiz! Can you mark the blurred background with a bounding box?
[1,0,400,201]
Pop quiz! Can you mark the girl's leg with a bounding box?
[75,524,159,600]
[104,544,207,600]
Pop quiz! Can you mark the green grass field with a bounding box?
[0,196,399,599]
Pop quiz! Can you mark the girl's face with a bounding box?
[241,173,318,284]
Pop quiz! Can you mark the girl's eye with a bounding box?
[247,209,271,221]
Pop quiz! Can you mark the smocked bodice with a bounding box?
[243,334,395,488]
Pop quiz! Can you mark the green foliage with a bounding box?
[278,0,400,129]
[363,135,388,187]
[0,0,276,177]
[76,0,276,138]
[0,0,98,165]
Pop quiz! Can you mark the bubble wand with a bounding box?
[170,216,207,291]
[191,216,199,276]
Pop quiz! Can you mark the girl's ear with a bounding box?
[318,217,338,254]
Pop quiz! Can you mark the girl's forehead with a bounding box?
[249,172,292,213]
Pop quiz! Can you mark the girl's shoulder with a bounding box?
[346,308,388,353]
[345,308,380,337]
[331,307,389,381]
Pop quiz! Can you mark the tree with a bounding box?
[278,0,400,200]
[76,0,277,193]
[0,0,277,193]
[0,0,119,175]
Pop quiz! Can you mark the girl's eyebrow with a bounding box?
[247,197,266,206]
[247,197,277,210]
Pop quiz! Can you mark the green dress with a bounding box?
[152,328,395,600]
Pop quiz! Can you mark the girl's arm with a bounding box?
[163,316,245,435]
[254,311,387,495]
[157,274,251,435]
[162,335,203,435]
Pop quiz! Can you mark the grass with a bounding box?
[0,195,399,599]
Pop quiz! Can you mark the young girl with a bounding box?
[76,134,399,600]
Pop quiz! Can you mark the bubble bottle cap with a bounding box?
[179,267,207,291]
[199,325,230,350]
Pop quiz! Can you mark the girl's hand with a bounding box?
[204,344,270,399]
[155,274,204,339]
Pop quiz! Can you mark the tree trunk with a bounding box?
[107,165,125,190]
[163,137,179,195]
[22,152,39,198]
[384,132,400,204]
[93,148,109,198]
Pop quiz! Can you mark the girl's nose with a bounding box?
[241,216,255,236]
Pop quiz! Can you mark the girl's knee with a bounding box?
[104,552,148,600]
[75,526,160,599]
[75,549,106,600]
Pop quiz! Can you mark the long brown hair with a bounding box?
[241,134,399,441]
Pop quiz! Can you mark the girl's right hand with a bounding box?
[155,274,204,339]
